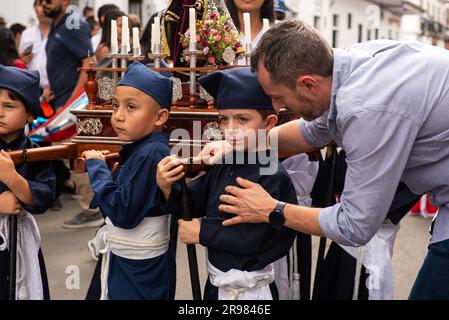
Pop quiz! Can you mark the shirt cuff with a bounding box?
[318,204,364,247]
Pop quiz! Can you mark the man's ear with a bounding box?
[264,114,278,131]
[296,75,319,94]
[155,108,169,127]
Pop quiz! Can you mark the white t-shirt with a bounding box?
[19,25,49,87]
[91,29,102,53]
[238,28,267,66]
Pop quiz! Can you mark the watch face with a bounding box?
[269,209,284,229]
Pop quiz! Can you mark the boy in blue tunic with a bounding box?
[82,62,176,300]
[157,68,310,300]
[0,65,56,299]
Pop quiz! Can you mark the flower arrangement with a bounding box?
[180,9,244,65]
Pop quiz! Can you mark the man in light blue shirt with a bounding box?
[217,19,449,299]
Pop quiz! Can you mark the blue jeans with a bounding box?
[409,239,449,300]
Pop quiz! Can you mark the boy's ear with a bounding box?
[155,108,169,127]
[264,114,278,131]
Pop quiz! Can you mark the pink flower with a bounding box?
[204,19,213,26]
[185,30,190,37]
[208,56,215,64]
[224,37,231,44]
[196,35,201,41]
[203,47,210,54]
[211,29,218,35]
[210,12,217,19]
[185,55,191,62]
[214,34,221,41]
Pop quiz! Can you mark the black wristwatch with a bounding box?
[268,201,286,230]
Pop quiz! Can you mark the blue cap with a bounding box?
[275,0,288,14]
[199,68,273,110]
[0,65,42,117]
[117,62,173,110]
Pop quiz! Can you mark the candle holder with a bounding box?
[129,48,145,62]
[110,53,120,84]
[147,43,166,68]
[244,43,253,66]
[185,49,202,108]
[117,47,131,78]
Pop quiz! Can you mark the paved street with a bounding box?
[34,194,432,300]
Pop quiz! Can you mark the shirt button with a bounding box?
[229,171,234,176]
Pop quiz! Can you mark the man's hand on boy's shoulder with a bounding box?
[0,150,17,183]
[82,150,108,161]
[0,191,21,215]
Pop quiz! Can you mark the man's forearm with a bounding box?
[283,204,324,237]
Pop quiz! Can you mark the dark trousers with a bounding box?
[409,238,449,300]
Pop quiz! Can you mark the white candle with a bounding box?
[243,12,251,44]
[132,27,140,55]
[262,18,269,33]
[150,23,155,53]
[121,15,129,53]
[154,17,160,45]
[110,19,118,54]
[189,7,196,50]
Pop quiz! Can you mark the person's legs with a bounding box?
[63,172,103,229]
[409,239,449,300]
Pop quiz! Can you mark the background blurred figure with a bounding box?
[91,4,119,54]
[226,0,274,46]
[0,25,26,68]
[19,0,52,92]
[95,9,125,62]
[86,16,100,38]
[9,23,26,49]
[274,0,287,21]
[83,6,94,19]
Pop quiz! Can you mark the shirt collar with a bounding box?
[328,49,353,120]
[119,131,169,161]
[0,130,27,150]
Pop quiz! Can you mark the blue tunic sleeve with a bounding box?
[21,161,56,214]
[86,146,168,229]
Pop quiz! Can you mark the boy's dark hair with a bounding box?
[2,88,32,114]
[256,109,277,119]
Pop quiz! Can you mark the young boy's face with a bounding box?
[218,109,277,151]
[111,86,167,142]
[0,88,34,143]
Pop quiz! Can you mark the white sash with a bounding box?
[0,211,43,300]
[95,215,171,300]
[207,257,275,300]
